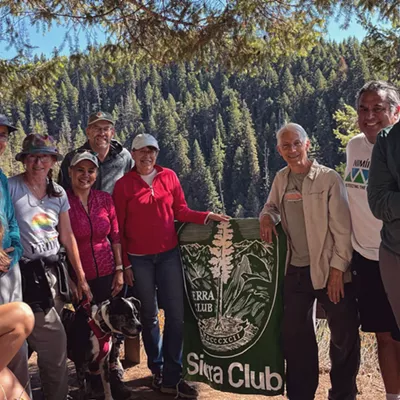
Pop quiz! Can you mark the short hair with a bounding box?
[276,123,309,145]
[356,80,400,112]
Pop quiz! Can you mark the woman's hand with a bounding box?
[327,267,344,304]
[111,271,124,297]
[124,268,134,287]
[77,278,93,302]
[208,213,230,223]
[68,277,79,304]
[259,214,277,243]
[0,247,14,273]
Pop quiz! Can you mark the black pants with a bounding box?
[283,265,360,400]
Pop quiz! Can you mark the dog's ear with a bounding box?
[125,296,141,311]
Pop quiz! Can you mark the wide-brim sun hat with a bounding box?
[131,134,160,151]
[70,150,99,168]
[15,134,63,162]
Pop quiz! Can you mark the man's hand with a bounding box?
[259,214,277,243]
[327,267,344,304]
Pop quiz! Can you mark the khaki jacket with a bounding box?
[260,160,352,290]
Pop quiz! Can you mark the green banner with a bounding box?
[178,219,286,396]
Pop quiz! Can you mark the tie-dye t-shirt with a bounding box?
[9,174,70,260]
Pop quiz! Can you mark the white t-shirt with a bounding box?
[8,174,70,260]
[140,169,157,187]
[345,133,382,261]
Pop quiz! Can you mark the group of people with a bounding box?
[260,80,400,400]
[0,110,228,400]
[0,79,400,400]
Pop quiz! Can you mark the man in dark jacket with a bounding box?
[368,112,400,373]
[59,111,134,194]
[58,111,133,399]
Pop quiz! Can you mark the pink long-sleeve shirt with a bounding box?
[67,189,120,281]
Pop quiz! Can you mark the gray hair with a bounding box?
[276,123,309,145]
[356,80,400,112]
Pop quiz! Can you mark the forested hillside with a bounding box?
[0,38,375,216]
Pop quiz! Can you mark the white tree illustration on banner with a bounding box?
[209,221,234,328]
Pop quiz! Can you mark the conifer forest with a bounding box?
[0,38,375,216]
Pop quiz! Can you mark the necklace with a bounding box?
[23,174,47,204]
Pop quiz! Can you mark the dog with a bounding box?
[62,296,142,400]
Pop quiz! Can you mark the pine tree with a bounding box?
[8,121,26,175]
[189,140,222,212]
[73,125,87,148]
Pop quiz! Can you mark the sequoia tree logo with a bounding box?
[179,219,279,358]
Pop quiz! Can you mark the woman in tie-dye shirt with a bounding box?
[9,134,91,400]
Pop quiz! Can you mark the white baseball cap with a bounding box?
[131,134,159,151]
[70,150,99,168]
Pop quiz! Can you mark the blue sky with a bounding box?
[0,17,367,60]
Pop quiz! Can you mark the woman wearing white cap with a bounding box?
[113,133,229,399]
[66,149,132,399]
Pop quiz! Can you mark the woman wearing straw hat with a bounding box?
[9,134,92,400]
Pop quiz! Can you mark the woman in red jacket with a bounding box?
[67,150,131,400]
[113,134,228,399]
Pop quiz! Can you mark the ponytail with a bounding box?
[46,169,62,198]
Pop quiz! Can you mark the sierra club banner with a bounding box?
[177,218,286,396]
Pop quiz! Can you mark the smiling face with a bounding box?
[24,153,56,180]
[357,90,399,143]
[69,160,97,192]
[86,121,115,151]
[131,146,159,175]
[277,129,310,169]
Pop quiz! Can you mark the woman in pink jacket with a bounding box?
[67,150,131,399]
[113,134,228,399]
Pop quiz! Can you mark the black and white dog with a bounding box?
[62,297,142,400]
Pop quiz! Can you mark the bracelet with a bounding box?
[115,265,124,271]
[124,265,132,270]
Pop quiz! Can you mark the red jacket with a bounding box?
[113,165,209,266]
[67,189,120,280]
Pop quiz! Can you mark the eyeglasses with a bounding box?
[0,134,9,143]
[280,141,304,151]
[358,105,389,114]
[26,154,53,163]
[135,148,158,155]
[90,125,113,134]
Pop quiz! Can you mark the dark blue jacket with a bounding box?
[368,122,400,254]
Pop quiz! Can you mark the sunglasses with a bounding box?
[74,149,98,157]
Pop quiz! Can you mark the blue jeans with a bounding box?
[128,247,184,386]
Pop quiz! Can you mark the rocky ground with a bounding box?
[29,344,385,400]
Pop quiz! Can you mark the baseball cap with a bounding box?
[16,134,63,161]
[70,150,99,168]
[131,134,160,151]
[88,111,114,126]
[0,114,17,133]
